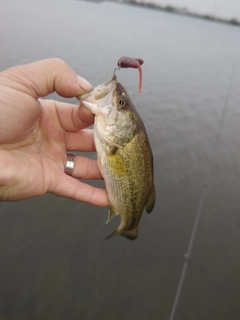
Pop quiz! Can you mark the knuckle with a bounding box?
[48,58,68,70]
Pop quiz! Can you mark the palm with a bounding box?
[0,59,108,206]
[1,98,66,199]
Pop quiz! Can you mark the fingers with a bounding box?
[70,156,102,180]
[65,129,95,152]
[3,59,95,131]
[39,99,94,131]
[51,172,108,207]
[5,58,93,99]
[55,100,94,131]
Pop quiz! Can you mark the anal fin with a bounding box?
[106,206,118,224]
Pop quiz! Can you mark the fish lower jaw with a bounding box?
[80,101,101,115]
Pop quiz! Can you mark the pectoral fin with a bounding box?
[145,187,156,214]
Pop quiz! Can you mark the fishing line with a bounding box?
[169,53,237,320]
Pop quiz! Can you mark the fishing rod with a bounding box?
[169,185,208,320]
[169,53,237,320]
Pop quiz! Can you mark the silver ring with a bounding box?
[65,154,75,176]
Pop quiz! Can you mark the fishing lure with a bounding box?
[114,56,144,93]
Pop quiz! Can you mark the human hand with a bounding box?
[0,58,108,206]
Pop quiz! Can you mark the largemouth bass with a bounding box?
[78,75,155,240]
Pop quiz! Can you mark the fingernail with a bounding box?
[76,75,93,93]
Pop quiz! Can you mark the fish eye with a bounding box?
[118,99,125,107]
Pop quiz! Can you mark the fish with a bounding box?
[78,75,155,240]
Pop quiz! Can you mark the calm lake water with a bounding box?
[1,0,240,319]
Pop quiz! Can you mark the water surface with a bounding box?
[1,1,240,319]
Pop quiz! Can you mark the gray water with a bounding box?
[1,0,240,319]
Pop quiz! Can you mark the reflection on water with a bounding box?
[1,0,240,319]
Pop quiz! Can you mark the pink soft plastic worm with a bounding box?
[117,56,144,93]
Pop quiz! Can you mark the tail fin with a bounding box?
[105,227,138,240]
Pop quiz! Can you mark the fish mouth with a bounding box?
[77,76,118,114]
[78,75,118,100]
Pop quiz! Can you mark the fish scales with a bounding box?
[79,75,155,240]
[102,132,153,225]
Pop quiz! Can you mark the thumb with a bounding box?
[4,58,93,99]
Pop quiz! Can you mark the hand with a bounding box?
[0,58,108,206]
